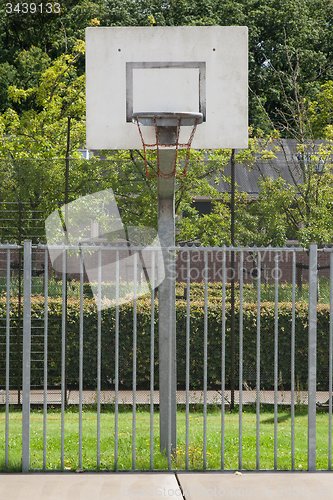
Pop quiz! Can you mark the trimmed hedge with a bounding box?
[0,295,330,391]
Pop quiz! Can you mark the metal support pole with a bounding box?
[158,148,177,455]
[17,201,23,405]
[5,249,11,469]
[329,252,333,469]
[230,149,236,410]
[308,243,317,471]
[22,240,32,472]
[63,116,71,408]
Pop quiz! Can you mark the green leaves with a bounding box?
[0,41,86,160]
[308,81,333,138]
[0,43,91,234]
[1,292,328,391]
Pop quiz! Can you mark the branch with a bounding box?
[59,18,68,54]
[45,51,83,108]
[130,150,156,194]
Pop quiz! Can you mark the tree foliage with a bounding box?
[1,0,333,129]
[1,0,333,246]
[99,0,333,132]
[308,81,333,138]
[0,0,103,112]
[0,41,114,228]
[0,40,86,159]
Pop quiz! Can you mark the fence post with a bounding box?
[308,243,317,471]
[22,240,32,472]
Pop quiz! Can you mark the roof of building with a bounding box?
[195,138,329,200]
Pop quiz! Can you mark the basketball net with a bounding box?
[133,112,203,179]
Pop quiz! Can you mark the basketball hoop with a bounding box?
[132,112,203,179]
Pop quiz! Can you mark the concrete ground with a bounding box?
[0,471,332,499]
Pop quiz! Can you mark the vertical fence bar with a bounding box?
[97,249,102,469]
[79,248,84,469]
[256,251,261,470]
[167,247,172,470]
[43,249,48,470]
[5,249,10,469]
[203,251,208,470]
[221,249,226,470]
[61,249,66,470]
[329,251,333,470]
[22,240,32,472]
[185,250,190,470]
[114,251,119,471]
[308,243,317,471]
[239,251,244,471]
[291,251,296,470]
[132,252,137,470]
[274,252,279,470]
[150,250,155,471]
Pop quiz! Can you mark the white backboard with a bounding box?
[85,26,248,150]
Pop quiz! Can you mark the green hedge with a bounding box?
[0,295,330,392]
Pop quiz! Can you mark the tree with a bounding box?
[0,40,86,159]
[0,39,234,243]
[3,0,333,133]
[0,0,104,112]
[100,0,333,132]
[243,46,333,247]
[0,40,114,235]
[103,149,232,242]
[308,81,333,138]
[241,161,333,247]
[0,0,103,61]
[2,0,333,246]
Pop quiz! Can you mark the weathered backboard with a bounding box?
[85,26,248,150]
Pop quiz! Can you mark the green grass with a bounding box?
[1,276,331,304]
[0,406,332,471]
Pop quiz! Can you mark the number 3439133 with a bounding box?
[6,3,61,14]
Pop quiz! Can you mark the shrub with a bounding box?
[0,291,329,392]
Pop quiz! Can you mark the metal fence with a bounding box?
[0,241,332,472]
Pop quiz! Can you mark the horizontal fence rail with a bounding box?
[1,242,333,472]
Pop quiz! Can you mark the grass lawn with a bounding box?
[0,406,331,471]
